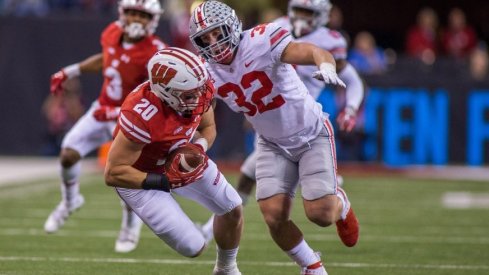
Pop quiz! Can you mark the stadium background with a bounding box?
[1,1,489,275]
[0,0,488,165]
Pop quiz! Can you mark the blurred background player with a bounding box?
[43,0,166,254]
[231,0,365,210]
[104,48,243,275]
[189,1,359,274]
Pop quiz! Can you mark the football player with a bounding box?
[189,1,359,274]
[104,48,243,275]
[236,0,364,209]
[44,0,167,254]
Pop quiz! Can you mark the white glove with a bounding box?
[312,63,346,88]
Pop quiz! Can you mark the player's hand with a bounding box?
[164,144,209,188]
[337,106,357,132]
[50,70,68,96]
[312,63,346,88]
[93,106,120,121]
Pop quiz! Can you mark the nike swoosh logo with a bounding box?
[244,60,254,67]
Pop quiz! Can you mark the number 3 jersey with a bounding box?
[98,22,166,107]
[207,23,326,150]
[114,82,203,174]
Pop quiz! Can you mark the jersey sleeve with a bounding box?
[324,29,348,60]
[118,109,152,144]
[150,36,167,51]
[267,22,293,63]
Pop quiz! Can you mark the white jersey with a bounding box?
[207,23,325,150]
[274,17,348,99]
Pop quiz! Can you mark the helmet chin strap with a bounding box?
[292,19,312,38]
[125,22,146,39]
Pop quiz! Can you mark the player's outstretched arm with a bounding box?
[104,131,147,189]
[281,42,345,88]
[336,59,365,132]
[50,53,103,96]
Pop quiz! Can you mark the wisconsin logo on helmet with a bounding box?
[151,64,177,86]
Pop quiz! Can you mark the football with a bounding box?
[166,146,205,173]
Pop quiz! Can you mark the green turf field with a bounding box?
[1,171,488,274]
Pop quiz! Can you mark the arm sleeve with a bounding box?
[338,63,364,111]
[118,110,152,144]
[268,23,293,63]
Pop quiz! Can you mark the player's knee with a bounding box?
[59,148,81,168]
[306,208,335,227]
[262,212,287,232]
[220,205,243,226]
[176,241,206,258]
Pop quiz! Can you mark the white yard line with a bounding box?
[442,192,489,209]
[1,228,489,244]
[0,157,101,187]
[0,256,487,271]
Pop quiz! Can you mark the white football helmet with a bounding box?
[118,0,163,39]
[288,0,332,37]
[148,47,212,116]
[189,1,242,63]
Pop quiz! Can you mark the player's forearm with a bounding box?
[312,47,336,68]
[78,53,103,74]
[104,164,146,189]
[192,125,216,151]
[339,63,364,111]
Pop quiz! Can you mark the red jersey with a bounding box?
[116,82,203,174]
[98,22,166,106]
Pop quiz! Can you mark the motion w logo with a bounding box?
[151,63,177,86]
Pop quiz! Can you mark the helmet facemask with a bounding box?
[118,0,163,39]
[192,25,236,63]
[288,0,331,37]
[165,85,212,117]
[189,1,242,63]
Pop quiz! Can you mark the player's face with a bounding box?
[292,7,315,21]
[173,87,210,117]
[290,7,315,37]
[124,9,152,25]
[197,27,234,64]
[123,9,153,42]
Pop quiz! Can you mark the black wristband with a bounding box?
[142,173,170,192]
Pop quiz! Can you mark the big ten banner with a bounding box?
[317,88,489,166]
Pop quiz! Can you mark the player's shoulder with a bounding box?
[101,21,123,45]
[143,34,168,51]
[272,16,291,30]
[122,82,155,109]
[242,22,291,50]
[314,26,347,47]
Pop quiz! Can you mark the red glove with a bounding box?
[337,106,357,133]
[93,106,120,121]
[164,144,209,188]
[50,70,67,96]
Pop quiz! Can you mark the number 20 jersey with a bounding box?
[207,23,325,150]
[115,82,203,174]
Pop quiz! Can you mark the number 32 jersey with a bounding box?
[207,23,325,149]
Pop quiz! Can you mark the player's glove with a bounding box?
[50,70,68,96]
[164,144,209,188]
[93,106,121,122]
[49,64,81,96]
[312,63,346,88]
[337,106,357,132]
